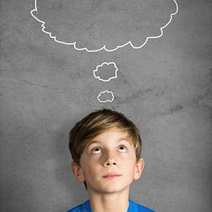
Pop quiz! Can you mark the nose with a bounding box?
[103,152,117,167]
[104,159,117,167]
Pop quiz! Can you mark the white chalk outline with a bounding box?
[30,0,179,52]
[97,90,114,103]
[93,62,118,82]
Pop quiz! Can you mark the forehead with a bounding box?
[86,127,134,146]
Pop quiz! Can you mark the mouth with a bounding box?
[103,174,122,179]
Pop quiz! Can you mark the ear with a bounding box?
[133,158,145,181]
[71,161,85,182]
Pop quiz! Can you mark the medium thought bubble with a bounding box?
[31,0,178,52]
[93,62,118,82]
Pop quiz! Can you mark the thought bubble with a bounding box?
[31,0,178,52]
[93,62,118,82]
[97,90,114,103]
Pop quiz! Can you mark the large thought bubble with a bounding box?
[31,0,178,52]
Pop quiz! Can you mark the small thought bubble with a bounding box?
[97,90,114,103]
[93,62,118,82]
[31,0,178,52]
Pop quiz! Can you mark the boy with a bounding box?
[67,108,155,212]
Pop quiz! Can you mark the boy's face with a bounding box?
[72,127,144,194]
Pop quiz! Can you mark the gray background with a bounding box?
[0,0,212,211]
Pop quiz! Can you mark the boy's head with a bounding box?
[68,108,144,191]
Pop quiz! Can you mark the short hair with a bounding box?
[69,108,143,189]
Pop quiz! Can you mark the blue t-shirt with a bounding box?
[67,199,155,212]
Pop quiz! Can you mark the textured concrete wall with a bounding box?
[0,0,212,211]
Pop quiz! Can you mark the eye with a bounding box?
[91,146,102,154]
[118,145,128,152]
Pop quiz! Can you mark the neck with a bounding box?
[88,189,130,212]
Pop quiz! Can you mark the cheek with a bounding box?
[82,158,100,176]
[125,165,137,181]
[83,164,103,183]
[120,151,136,164]
[121,158,137,177]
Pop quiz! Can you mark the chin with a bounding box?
[91,182,131,194]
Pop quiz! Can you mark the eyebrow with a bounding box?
[87,137,132,146]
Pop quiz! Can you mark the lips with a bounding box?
[103,173,122,178]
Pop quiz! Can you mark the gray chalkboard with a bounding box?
[0,0,212,211]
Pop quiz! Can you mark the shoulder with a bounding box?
[66,200,90,212]
[129,199,155,212]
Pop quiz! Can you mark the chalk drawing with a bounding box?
[31,0,179,53]
[97,90,115,103]
[93,62,118,82]
[30,0,179,103]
